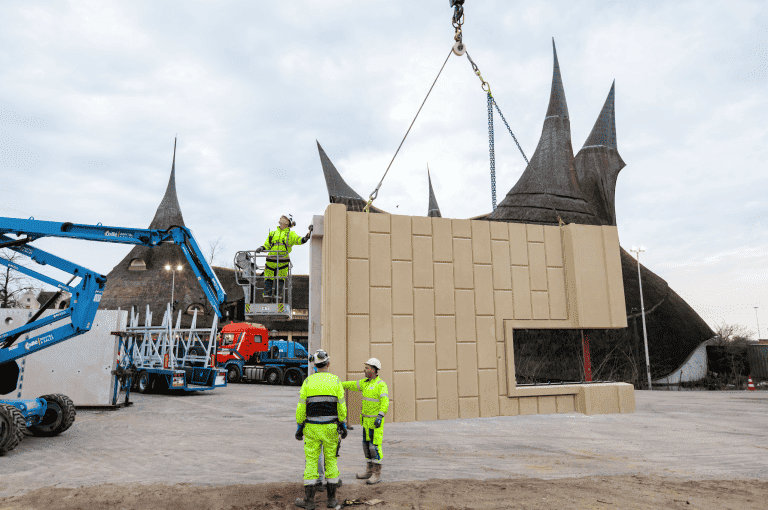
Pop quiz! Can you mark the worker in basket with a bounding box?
[342,358,389,484]
[255,215,312,298]
[295,349,347,509]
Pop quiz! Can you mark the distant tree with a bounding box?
[207,237,227,267]
[0,249,38,308]
[711,322,754,346]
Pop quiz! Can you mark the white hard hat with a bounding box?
[311,349,330,367]
[365,358,381,370]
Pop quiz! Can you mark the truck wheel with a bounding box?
[28,394,76,437]
[265,368,282,385]
[284,369,304,386]
[137,371,152,394]
[0,404,25,455]
[227,365,241,383]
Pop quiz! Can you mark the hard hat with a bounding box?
[365,358,381,370]
[310,349,330,367]
[280,214,296,227]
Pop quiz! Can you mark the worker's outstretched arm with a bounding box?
[336,378,347,424]
[341,379,361,392]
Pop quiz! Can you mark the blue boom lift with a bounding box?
[0,218,227,455]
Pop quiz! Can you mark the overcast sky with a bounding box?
[0,1,765,334]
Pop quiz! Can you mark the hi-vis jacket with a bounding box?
[262,227,306,261]
[296,372,347,425]
[342,376,389,427]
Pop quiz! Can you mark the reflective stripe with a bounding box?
[356,381,361,391]
[306,416,338,424]
[361,413,378,418]
[307,395,338,403]
[362,396,379,402]
[379,393,389,398]
[326,477,339,484]
[304,479,319,486]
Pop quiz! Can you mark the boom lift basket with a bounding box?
[234,250,293,321]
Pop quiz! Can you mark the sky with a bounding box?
[0,1,766,335]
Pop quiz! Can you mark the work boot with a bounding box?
[294,484,316,509]
[356,462,373,480]
[326,482,339,508]
[366,463,381,485]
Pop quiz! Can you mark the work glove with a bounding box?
[338,421,348,439]
[255,246,264,253]
[295,423,304,441]
[374,414,383,428]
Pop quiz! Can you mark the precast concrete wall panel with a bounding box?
[320,204,633,423]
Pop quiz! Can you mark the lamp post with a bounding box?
[755,307,761,340]
[165,264,183,310]
[630,245,652,390]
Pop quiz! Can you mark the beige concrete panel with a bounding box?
[414,343,437,399]
[391,215,412,261]
[369,234,392,287]
[370,343,393,394]
[369,212,391,233]
[617,383,636,413]
[556,395,575,413]
[531,291,550,320]
[491,241,512,290]
[538,395,557,414]
[370,287,392,344]
[452,218,471,238]
[519,397,538,415]
[602,226,628,328]
[392,316,415,371]
[511,266,531,320]
[325,205,347,369]
[575,386,589,415]
[527,242,548,291]
[347,259,370,314]
[393,371,415,423]
[475,316,496,369]
[412,236,434,288]
[392,261,413,315]
[435,316,457,370]
[566,225,611,328]
[347,315,370,372]
[473,265,494,316]
[452,238,474,289]
[458,397,480,419]
[471,220,492,264]
[526,224,544,243]
[437,370,459,420]
[416,399,438,422]
[432,217,453,262]
[493,291,513,342]
[508,224,529,265]
[543,225,563,267]
[490,221,509,240]
[434,263,455,315]
[503,322,517,396]
[478,369,500,417]
[496,342,507,395]
[412,216,432,236]
[499,396,519,416]
[587,384,620,415]
[456,343,479,397]
[454,290,475,341]
[547,267,568,320]
[413,289,435,343]
[347,211,369,259]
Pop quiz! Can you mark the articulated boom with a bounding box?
[0,218,227,370]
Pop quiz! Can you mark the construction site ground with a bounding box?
[1,387,766,509]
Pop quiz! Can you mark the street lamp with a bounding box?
[755,306,761,340]
[165,264,183,310]
[630,245,652,390]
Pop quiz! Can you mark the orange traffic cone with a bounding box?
[747,375,756,391]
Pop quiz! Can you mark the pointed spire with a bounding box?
[582,80,617,150]
[427,166,441,218]
[148,138,185,229]
[545,39,569,122]
[316,141,386,213]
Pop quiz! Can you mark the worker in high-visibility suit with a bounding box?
[295,349,347,509]
[256,215,312,298]
[342,358,389,484]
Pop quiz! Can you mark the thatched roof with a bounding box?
[317,141,386,213]
[427,169,441,218]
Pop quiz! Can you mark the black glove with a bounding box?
[338,422,348,439]
[308,224,314,232]
[255,246,264,253]
[295,423,304,441]
[374,415,383,428]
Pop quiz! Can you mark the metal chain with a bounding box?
[491,97,529,165]
[487,92,496,210]
[465,51,491,94]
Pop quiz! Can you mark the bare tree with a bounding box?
[207,237,227,267]
[711,322,755,345]
[0,249,38,308]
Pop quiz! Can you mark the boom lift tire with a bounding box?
[265,368,282,385]
[226,365,241,383]
[28,394,76,437]
[0,404,25,455]
[284,368,304,386]
[137,371,152,394]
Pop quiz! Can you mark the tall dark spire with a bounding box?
[148,138,185,229]
[574,82,625,226]
[316,141,384,213]
[545,39,569,127]
[427,166,441,218]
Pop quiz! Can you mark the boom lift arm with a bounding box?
[0,218,227,371]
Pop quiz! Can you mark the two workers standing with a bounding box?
[295,352,389,509]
